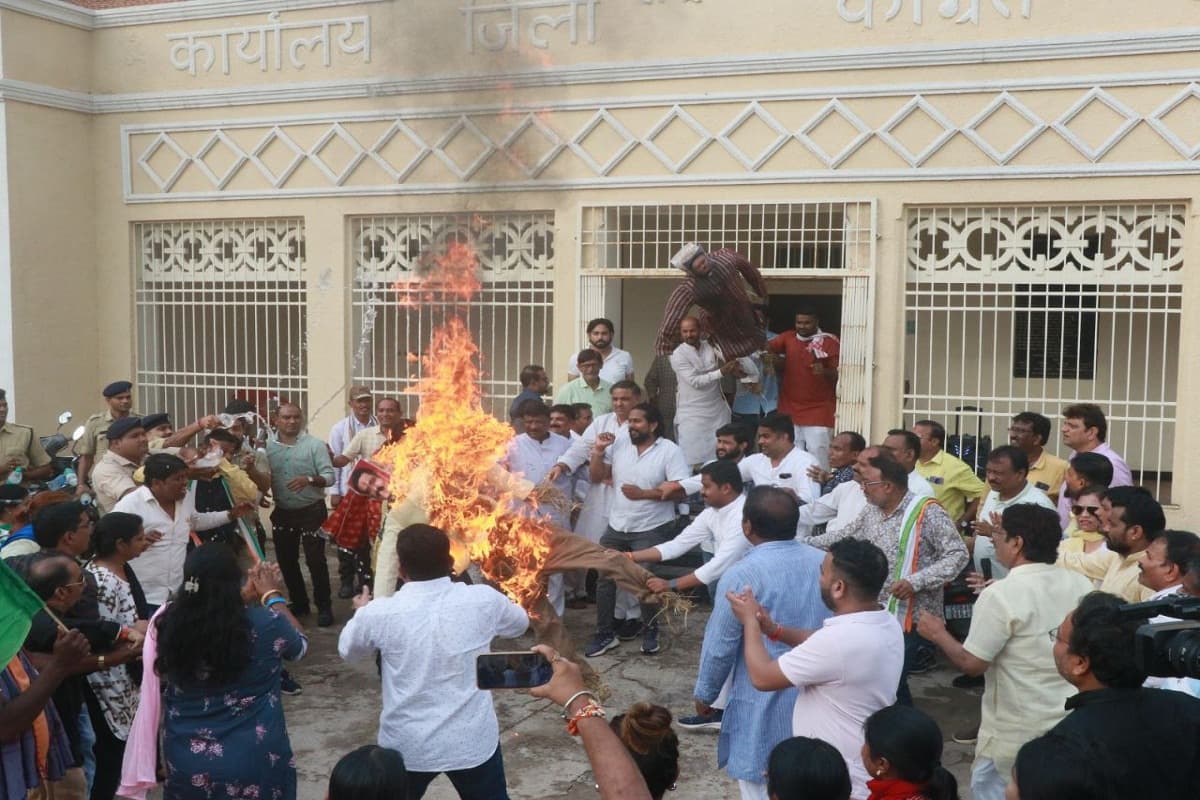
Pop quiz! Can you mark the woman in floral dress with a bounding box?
[86,511,151,800]
[153,545,307,800]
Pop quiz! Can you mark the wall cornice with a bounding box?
[0,0,386,29]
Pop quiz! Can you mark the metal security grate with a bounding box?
[904,204,1185,501]
[351,212,555,418]
[133,218,308,423]
[580,202,874,275]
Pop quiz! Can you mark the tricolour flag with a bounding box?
[0,556,47,664]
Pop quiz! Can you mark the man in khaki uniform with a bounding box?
[92,416,149,513]
[0,388,53,483]
[76,380,138,488]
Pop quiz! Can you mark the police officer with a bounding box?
[76,380,138,489]
[0,388,53,483]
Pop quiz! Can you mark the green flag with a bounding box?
[0,556,46,664]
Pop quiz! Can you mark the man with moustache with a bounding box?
[1058,485,1163,602]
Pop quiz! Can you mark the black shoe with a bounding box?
[907,650,937,675]
[952,673,985,690]
[616,619,643,641]
[280,672,302,696]
[289,603,311,617]
[338,583,356,599]
[317,609,335,627]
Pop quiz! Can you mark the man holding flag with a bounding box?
[806,449,967,705]
[0,554,95,799]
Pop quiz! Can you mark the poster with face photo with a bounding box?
[348,460,393,501]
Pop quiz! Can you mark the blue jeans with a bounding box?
[77,703,96,794]
[896,630,933,706]
[596,521,689,636]
[406,745,510,799]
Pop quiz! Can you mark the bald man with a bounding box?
[670,316,741,467]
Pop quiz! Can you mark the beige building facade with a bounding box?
[0,0,1196,521]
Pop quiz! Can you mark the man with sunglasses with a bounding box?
[1058,485,1164,602]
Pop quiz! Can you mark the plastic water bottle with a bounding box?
[64,467,78,488]
[5,467,22,485]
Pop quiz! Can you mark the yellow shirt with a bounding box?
[1056,547,1154,602]
[964,563,1094,776]
[1027,450,1069,502]
[915,450,986,522]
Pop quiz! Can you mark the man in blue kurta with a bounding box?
[693,485,830,800]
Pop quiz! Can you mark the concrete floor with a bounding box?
[283,571,981,799]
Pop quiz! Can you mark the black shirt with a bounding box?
[1049,686,1200,800]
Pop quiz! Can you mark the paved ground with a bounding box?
[283,565,982,799]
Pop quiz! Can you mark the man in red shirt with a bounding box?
[768,309,839,470]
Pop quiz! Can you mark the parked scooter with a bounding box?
[33,412,87,492]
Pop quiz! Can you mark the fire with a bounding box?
[379,238,554,609]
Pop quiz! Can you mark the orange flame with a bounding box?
[380,240,553,608]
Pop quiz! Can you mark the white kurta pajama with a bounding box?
[670,339,732,467]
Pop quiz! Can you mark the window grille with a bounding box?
[580,202,873,275]
[133,218,308,423]
[904,204,1185,500]
[351,212,555,418]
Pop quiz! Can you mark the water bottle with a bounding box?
[47,473,67,490]
[64,467,78,488]
[5,467,22,485]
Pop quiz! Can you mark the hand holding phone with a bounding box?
[476,651,553,690]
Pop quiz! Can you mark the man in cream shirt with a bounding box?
[917,504,1092,800]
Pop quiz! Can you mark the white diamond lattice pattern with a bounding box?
[125,82,1200,198]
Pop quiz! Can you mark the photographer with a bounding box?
[1049,591,1200,799]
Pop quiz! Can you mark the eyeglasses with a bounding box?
[1047,626,1068,645]
[861,480,887,488]
[1071,505,1101,516]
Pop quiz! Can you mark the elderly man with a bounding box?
[0,388,53,483]
[75,380,138,488]
[1049,591,1200,799]
[91,417,150,514]
[693,486,829,800]
[266,402,336,626]
[912,419,986,524]
[1008,411,1069,501]
[917,505,1092,800]
[556,349,613,417]
[969,445,1056,581]
[767,310,839,469]
[670,316,740,468]
[1056,403,1134,527]
[1058,485,1163,602]
[565,317,635,384]
[808,452,968,704]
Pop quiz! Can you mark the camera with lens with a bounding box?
[1118,595,1200,680]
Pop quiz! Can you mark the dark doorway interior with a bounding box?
[766,294,842,337]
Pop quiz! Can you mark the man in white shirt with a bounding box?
[565,317,635,384]
[1138,529,1200,699]
[338,523,529,798]
[113,452,256,608]
[917,504,1093,800]
[970,445,1056,580]
[881,430,937,498]
[586,402,690,657]
[327,385,376,598]
[504,400,573,616]
[669,317,739,468]
[548,383,643,629]
[729,537,904,800]
[629,459,750,595]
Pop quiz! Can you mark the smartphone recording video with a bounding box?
[476,651,552,690]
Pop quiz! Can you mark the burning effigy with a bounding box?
[367,238,662,662]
